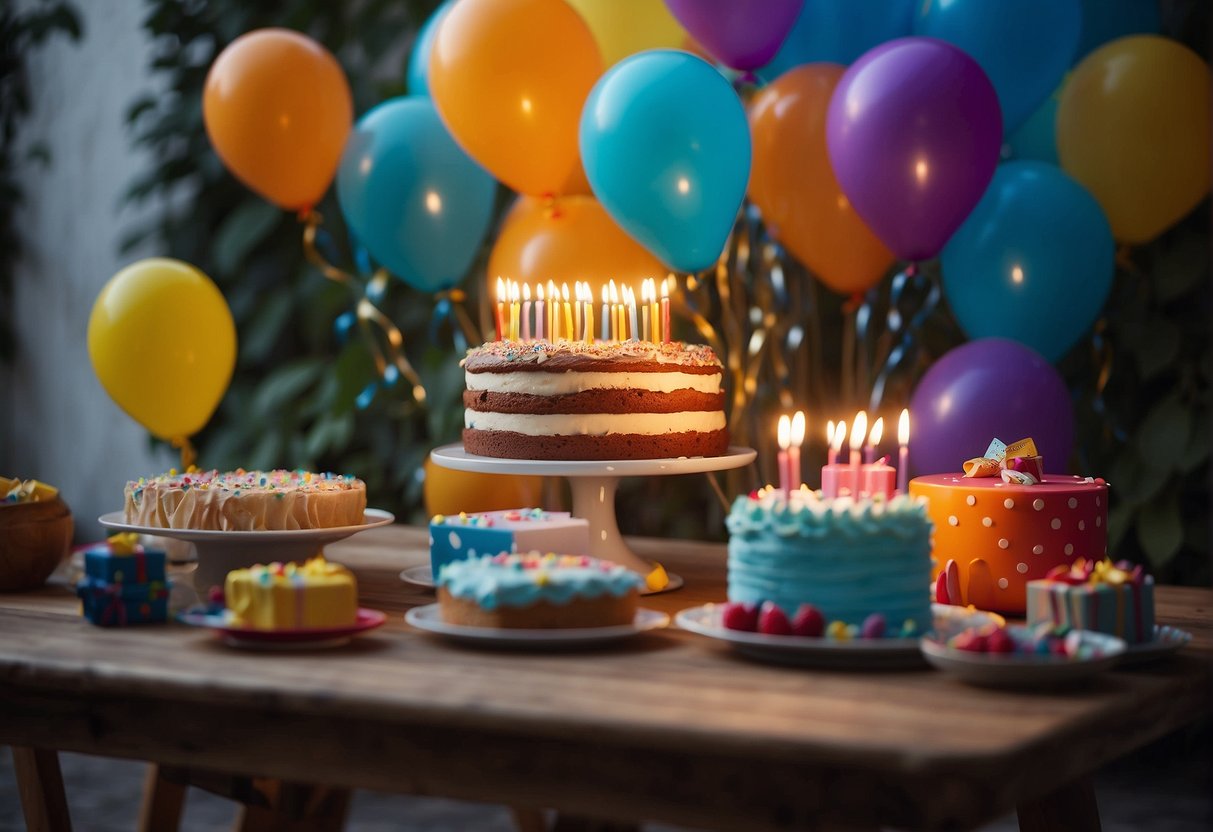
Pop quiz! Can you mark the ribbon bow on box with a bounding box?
[962,437,1045,485]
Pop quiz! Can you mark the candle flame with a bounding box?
[624,285,635,306]
[868,416,883,447]
[537,282,545,301]
[790,410,805,447]
[496,277,505,302]
[561,282,570,302]
[849,411,867,451]
[509,280,520,302]
[522,282,530,301]
[832,420,847,453]
[661,277,670,299]
[826,419,835,447]
[641,278,652,303]
[898,408,910,445]
[609,279,619,304]
[777,414,790,450]
[601,284,608,303]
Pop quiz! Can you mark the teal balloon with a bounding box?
[1076,0,1159,62]
[941,161,1114,362]
[1006,88,1059,165]
[337,97,496,293]
[579,50,750,273]
[406,2,450,97]
[759,0,915,79]
[915,0,1081,134]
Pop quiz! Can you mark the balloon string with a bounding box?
[170,436,197,472]
[300,211,426,404]
[434,287,483,348]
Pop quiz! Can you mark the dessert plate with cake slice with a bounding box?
[405,604,669,649]
[179,607,387,650]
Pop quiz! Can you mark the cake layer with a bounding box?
[125,470,367,531]
[464,410,726,436]
[224,557,357,630]
[726,493,934,629]
[466,369,723,395]
[463,340,723,375]
[437,552,643,611]
[909,473,1107,614]
[463,389,725,415]
[464,428,729,460]
[437,588,636,629]
[1026,578,1154,644]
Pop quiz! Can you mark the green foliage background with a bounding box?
[118,0,1209,583]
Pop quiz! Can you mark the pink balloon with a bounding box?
[664,0,804,71]
[826,37,1002,261]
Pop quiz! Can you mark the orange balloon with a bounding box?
[429,0,603,197]
[748,65,895,295]
[204,29,352,211]
[423,455,546,517]
[489,196,670,299]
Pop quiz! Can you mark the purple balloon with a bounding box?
[664,0,804,71]
[908,338,1074,476]
[826,37,1002,261]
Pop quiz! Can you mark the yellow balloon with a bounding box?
[88,259,236,441]
[565,0,687,67]
[423,455,546,517]
[1057,36,1211,244]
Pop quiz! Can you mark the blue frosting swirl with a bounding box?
[437,552,643,611]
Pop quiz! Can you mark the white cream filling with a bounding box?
[466,370,721,395]
[464,410,726,436]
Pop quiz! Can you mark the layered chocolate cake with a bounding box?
[462,340,728,460]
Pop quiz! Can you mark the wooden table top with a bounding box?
[1,524,1209,831]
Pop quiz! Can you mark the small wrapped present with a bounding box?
[429,509,589,576]
[76,534,170,626]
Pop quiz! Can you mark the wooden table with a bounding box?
[1,524,1209,831]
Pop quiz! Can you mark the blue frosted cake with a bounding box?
[726,488,934,636]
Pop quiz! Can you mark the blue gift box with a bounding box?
[84,544,166,584]
[429,509,590,577]
[77,578,169,626]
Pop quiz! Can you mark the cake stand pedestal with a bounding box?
[429,444,756,592]
[98,509,395,594]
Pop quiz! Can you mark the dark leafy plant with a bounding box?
[0,0,82,362]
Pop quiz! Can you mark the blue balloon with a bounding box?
[579,50,750,273]
[337,97,496,293]
[1006,88,1060,165]
[915,0,1081,134]
[760,0,915,79]
[1075,0,1159,62]
[941,161,1114,362]
[406,1,451,97]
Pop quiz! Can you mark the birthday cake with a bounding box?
[1026,558,1155,645]
[435,552,642,628]
[124,469,367,531]
[909,438,1108,615]
[224,556,357,630]
[725,488,934,635]
[429,508,589,576]
[461,340,727,460]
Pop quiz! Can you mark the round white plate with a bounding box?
[400,564,684,596]
[178,608,387,650]
[674,603,1003,669]
[1118,625,1193,666]
[921,627,1126,688]
[404,603,669,648]
[429,444,756,478]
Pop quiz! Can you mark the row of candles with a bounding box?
[494,278,672,344]
[774,409,911,500]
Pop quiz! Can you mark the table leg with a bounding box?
[139,765,187,832]
[11,746,72,832]
[1017,775,1101,832]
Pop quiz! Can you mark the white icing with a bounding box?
[465,409,726,436]
[466,369,722,395]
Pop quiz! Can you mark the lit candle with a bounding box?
[600,284,610,341]
[562,282,573,342]
[548,280,558,341]
[863,455,896,500]
[898,408,910,495]
[495,277,506,341]
[581,284,594,344]
[609,280,619,341]
[641,280,651,343]
[777,414,791,498]
[661,277,671,343]
[826,420,837,466]
[865,416,883,465]
[646,278,659,343]
[849,411,866,497]
[535,282,545,341]
[790,410,805,492]
[821,418,849,499]
[573,281,582,339]
[626,286,639,341]
[521,282,531,341]
[509,280,521,341]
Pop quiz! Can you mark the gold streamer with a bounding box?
[434,287,482,347]
[300,210,426,403]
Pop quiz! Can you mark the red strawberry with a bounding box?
[721,602,759,632]
[985,627,1016,654]
[952,629,989,652]
[792,604,825,637]
[758,602,793,636]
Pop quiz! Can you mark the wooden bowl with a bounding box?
[0,496,74,591]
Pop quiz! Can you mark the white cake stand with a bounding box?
[98,509,395,593]
[429,444,756,591]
